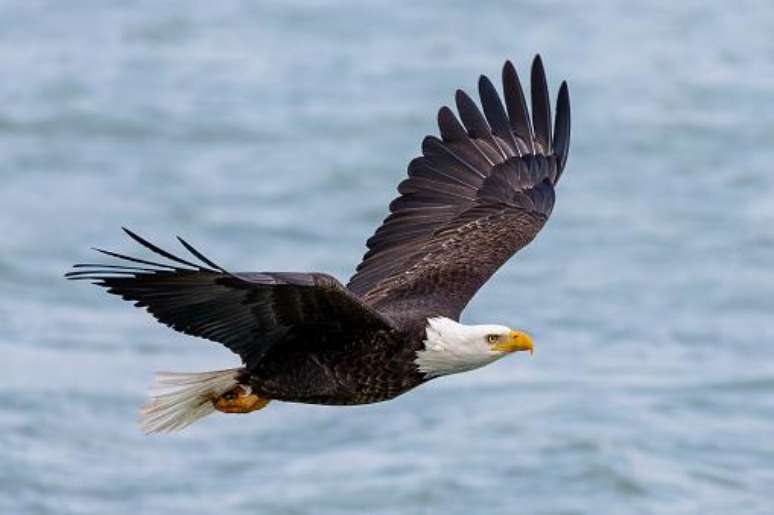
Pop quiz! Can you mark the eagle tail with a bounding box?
[139,368,242,433]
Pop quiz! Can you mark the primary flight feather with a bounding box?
[67,56,571,433]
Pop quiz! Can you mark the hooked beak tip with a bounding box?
[508,330,534,355]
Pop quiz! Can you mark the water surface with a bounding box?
[1,1,773,514]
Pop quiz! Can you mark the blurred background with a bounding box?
[1,1,773,514]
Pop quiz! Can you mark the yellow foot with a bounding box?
[213,385,270,414]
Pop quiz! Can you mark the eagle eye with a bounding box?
[486,334,499,344]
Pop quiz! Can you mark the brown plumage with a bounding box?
[67,56,571,431]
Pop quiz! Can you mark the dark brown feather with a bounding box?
[530,55,552,154]
[502,60,534,154]
[478,74,518,156]
[553,81,571,181]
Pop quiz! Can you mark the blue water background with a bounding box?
[1,1,773,513]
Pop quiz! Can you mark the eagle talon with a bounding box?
[213,385,269,414]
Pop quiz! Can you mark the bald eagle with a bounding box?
[67,56,570,433]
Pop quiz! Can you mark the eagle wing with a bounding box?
[347,56,570,320]
[67,229,394,367]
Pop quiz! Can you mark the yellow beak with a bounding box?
[493,330,534,355]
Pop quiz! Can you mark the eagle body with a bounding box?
[244,324,426,405]
[68,55,571,432]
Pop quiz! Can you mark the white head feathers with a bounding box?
[414,317,512,378]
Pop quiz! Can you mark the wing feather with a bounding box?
[454,89,492,140]
[437,106,469,143]
[502,60,534,154]
[553,81,572,181]
[478,75,519,156]
[530,56,552,154]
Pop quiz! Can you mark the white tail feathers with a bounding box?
[139,368,241,434]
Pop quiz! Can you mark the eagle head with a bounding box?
[414,317,533,378]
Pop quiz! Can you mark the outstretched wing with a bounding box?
[348,56,570,320]
[67,229,394,367]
